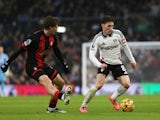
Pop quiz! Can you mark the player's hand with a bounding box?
[63,63,69,74]
[1,62,9,72]
[99,63,107,72]
[100,63,107,69]
[100,63,108,69]
[131,62,137,69]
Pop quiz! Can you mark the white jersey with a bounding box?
[89,29,136,68]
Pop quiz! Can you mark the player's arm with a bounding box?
[119,32,136,68]
[52,38,69,73]
[8,47,25,64]
[1,47,25,72]
[89,37,106,68]
[1,38,32,72]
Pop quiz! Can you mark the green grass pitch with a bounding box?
[0,95,160,120]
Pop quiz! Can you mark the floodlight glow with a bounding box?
[57,26,66,33]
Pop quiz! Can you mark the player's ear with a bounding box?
[101,23,103,28]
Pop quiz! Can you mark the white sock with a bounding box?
[111,86,127,100]
[81,86,98,107]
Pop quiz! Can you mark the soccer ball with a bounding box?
[120,98,135,112]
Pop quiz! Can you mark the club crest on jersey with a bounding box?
[121,38,126,44]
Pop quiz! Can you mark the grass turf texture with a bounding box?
[0,95,160,120]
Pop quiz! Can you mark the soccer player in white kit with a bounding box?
[79,15,137,112]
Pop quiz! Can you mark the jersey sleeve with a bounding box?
[89,36,102,68]
[6,36,34,64]
[7,47,25,64]
[119,30,136,63]
[52,36,64,64]
[52,36,58,48]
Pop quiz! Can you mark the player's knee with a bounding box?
[97,86,102,90]
[123,83,130,89]
[39,75,52,86]
[95,84,103,90]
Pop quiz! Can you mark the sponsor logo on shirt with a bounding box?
[101,45,119,50]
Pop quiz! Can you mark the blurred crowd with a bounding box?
[0,0,160,93]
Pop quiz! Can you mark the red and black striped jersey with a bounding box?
[21,30,58,66]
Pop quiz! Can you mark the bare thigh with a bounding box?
[95,73,107,89]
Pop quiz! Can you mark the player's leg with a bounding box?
[39,74,71,104]
[108,64,129,110]
[109,75,130,110]
[47,74,70,113]
[48,75,64,108]
[0,73,6,97]
[47,85,61,113]
[39,75,63,97]
[80,73,106,112]
[26,64,71,105]
[42,65,71,113]
[112,75,130,100]
[47,94,68,113]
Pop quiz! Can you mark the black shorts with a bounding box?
[98,63,128,80]
[26,64,57,82]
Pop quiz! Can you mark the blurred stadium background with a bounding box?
[0,0,160,96]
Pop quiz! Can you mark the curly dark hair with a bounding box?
[44,16,59,29]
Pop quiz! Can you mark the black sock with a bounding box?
[58,93,63,100]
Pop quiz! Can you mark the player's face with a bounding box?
[0,46,3,54]
[101,21,114,35]
[49,25,58,35]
